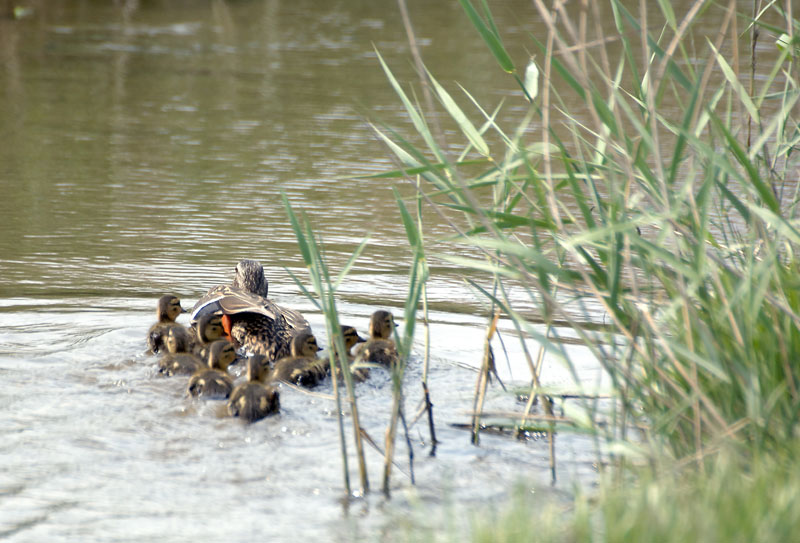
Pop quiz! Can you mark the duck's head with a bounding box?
[165,326,191,354]
[157,294,184,322]
[342,325,367,351]
[290,331,321,357]
[207,339,237,371]
[196,313,225,343]
[369,310,396,340]
[246,354,271,382]
[232,259,269,298]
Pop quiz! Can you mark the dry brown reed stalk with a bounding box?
[471,310,500,445]
[514,319,558,482]
[420,284,438,456]
[331,325,370,494]
[359,427,411,479]
[399,407,415,485]
[382,382,403,496]
[396,0,445,150]
[414,175,438,456]
[393,0,444,462]
[748,0,762,149]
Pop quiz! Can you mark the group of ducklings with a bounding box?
[146,260,398,424]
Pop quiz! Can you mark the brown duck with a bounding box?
[228,355,280,422]
[190,259,309,361]
[189,313,227,360]
[321,325,369,382]
[355,310,399,367]
[187,340,236,398]
[158,326,205,376]
[147,294,185,354]
[270,331,326,387]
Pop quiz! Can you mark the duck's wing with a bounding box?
[191,285,281,322]
[275,303,310,332]
[192,285,309,332]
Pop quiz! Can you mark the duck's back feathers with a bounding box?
[159,353,204,376]
[190,261,310,360]
[187,369,234,398]
[228,383,280,422]
[271,357,326,387]
[358,339,399,366]
[356,310,399,366]
[147,322,183,354]
[230,313,294,360]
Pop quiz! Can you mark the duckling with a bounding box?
[187,340,236,398]
[321,325,369,382]
[228,356,280,422]
[189,313,227,359]
[356,310,399,367]
[190,259,309,361]
[158,326,205,376]
[147,294,185,354]
[271,331,326,387]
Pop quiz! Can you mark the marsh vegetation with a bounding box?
[292,0,800,537]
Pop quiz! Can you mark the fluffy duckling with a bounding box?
[158,326,205,376]
[228,355,280,423]
[321,325,369,382]
[189,313,227,359]
[190,259,309,361]
[270,331,326,387]
[356,310,399,366]
[147,294,185,354]
[187,340,236,398]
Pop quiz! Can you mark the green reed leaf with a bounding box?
[707,41,760,124]
[282,193,312,267]
[709,112,779,213]
[374,48,444,164]
[458,0,515,73]
[334,237,370,291]
[427,70,490,156]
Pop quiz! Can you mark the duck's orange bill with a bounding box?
[221,314,233,339]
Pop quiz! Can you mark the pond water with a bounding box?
[0,1,770,541]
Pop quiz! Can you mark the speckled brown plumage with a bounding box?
[230,312,295,361]
[190,259,309,362]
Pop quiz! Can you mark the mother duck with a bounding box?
[191,259,309,361]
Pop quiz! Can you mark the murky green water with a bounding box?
[0,1,768,540]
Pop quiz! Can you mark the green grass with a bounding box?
[460,442,800,542]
